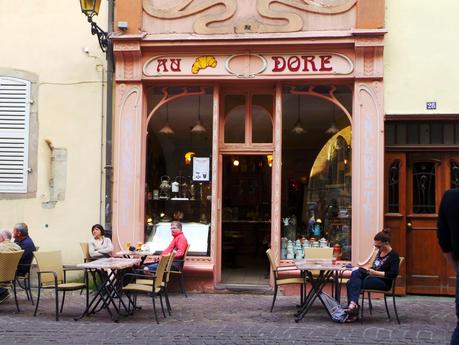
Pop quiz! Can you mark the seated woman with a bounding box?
[344,228,400,322]
[89,224,113,259]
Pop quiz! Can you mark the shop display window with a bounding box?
[144,87,213,256]
[280,85,352,260]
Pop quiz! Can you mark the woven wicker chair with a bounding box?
[266,248,305,312]
[33,251,88,321]
[135,251,177,316]
[0,250,24,312]
[169,244,190,297]
[122,254,170,324]
[80,243,92,263]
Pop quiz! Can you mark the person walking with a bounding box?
[437,188,459,345]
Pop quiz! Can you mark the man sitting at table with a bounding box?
[144,221,188,272]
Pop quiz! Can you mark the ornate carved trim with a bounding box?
[143,0,357,34]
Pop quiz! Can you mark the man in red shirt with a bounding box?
[145,221,188,272]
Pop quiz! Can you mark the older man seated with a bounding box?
[0,229,22,303]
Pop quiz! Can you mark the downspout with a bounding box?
[104,0,114,238]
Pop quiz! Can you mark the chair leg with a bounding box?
[152,294,159,324]
[55,286,59,321]
[34,285,41,317]
[12,280,20,312]
[270,285,278,312]
[179,275,187,298]
[60,291,66,314]
[392,294,400,324]
[159,294,166,318]
[368,292,373,315]
[164,288,172,316]
[360,293,364,323]
[27,276,34,305]
[383,294,391,320]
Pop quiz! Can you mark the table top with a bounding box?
[78,257,141,270]
[115,250,157,257]
[295,259,352,271]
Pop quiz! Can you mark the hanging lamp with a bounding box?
[191,96,207,133]
[159,103,174,135]
[325,104,339,134]
[291,95,306,135]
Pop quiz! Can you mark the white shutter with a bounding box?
[0,77,30,193]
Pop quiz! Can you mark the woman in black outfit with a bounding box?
[345,229,400,321]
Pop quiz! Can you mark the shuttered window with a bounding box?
[0,77,30,193]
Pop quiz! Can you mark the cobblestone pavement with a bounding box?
[0,289,455,345]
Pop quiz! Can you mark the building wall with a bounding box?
[0,0,108,264]
[385,0,459,114]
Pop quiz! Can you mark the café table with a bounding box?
[115,250,157,265]
[294,259,351,322]
[75,257,141,322]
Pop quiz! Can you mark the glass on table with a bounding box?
[136,242,142,251]
[125,242,131,250]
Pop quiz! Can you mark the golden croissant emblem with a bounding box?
[191,56,218,74]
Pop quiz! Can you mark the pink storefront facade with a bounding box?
[111,0,385,291]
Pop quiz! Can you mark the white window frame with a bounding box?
[0,76,31,193]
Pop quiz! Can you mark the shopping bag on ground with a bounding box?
[320,292,349,323]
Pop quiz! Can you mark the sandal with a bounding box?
[344,303,360,316]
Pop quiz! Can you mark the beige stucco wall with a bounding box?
[385,0,459,114]
[0,0,108,264]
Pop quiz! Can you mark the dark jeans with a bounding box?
[347,268,389,304]
[0,287,7,295]
[145,261,181,272]
[451,273,459,345]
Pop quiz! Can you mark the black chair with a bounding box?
[15,261,35,305]
[360,257,404,324]
[169,244,190,297]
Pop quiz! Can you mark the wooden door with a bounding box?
[385,152,459,295]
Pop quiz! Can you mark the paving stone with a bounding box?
[0,290,455,344]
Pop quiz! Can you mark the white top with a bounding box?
[89,236,113,258]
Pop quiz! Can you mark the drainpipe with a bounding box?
[104,0,114,238]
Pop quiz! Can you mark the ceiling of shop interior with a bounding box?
[146,87,353,150]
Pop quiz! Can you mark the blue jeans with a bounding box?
[347,268,389,304]
[145,261,181,272]
[451,273,459,345]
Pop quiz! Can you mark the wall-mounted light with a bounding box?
[79,0,109,52]
[185,151,195,165]
[233,159,240,167]
[267,154,273,167]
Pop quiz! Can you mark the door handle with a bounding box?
[406,221,413,231]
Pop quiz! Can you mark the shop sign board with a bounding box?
[143,53,353,78]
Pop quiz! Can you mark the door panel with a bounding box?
[385,152,459,295]
[384,153,406,294]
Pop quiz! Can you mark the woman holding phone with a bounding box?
[344,229,400,322]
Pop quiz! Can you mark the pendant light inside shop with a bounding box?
[291,95,306,135]
[325,104,339,135]
[191,96,207,133]
[159,103,175,135]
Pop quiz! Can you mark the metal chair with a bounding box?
[266,248,305,312]
[169,244,190,297]
[33,251,88,321]
[0,250,24,312]
[122,254,170,324]
[360,257,404,324]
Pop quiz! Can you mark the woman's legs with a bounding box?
[347,268,389,305]
[347,268,368,305]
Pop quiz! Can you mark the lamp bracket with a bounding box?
[88,16,109,52]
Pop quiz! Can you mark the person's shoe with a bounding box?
[344,303,359,316]
[0,291,10,304]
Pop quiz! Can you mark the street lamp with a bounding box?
[79,0,108,52]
